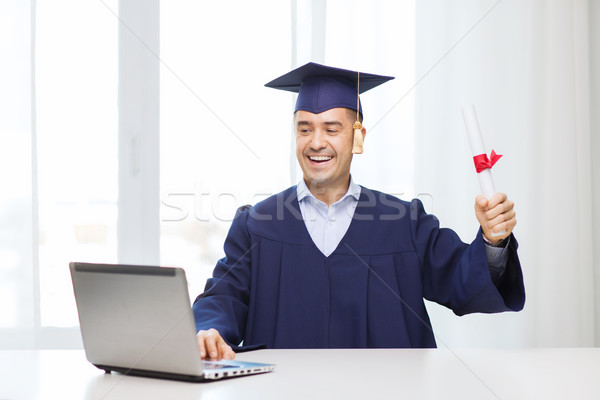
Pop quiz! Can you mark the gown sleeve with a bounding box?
[192,206,261,350]
[408,199,525,315]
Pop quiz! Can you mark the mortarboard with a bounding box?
[264,62,394,115]
[264,62,394,154]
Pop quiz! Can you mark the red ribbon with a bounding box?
[473,150,502,173]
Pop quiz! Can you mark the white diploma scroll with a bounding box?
[461,104,505,237]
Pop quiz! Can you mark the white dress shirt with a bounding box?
[296,177,362,257]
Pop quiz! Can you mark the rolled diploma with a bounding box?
[461,104,505,236]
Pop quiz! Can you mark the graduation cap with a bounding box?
[265,62,394,154]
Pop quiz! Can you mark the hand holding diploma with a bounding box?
[462,105,516,244]
[474,193,516,244]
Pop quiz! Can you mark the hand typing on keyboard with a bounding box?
[197,328,235,360]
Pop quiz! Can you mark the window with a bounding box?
[35,0,119,328]
[0,0,118,347]
[1,0,416,348]
[160,0,293,299]
[0,0,35,336]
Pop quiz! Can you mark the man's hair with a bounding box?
[293,108,363,124]
[346,108,364,124]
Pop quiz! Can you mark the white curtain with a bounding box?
[415,0,599,347]
[292,0,418,199]
[0,0,38,348]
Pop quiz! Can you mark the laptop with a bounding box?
[69,262,275,382]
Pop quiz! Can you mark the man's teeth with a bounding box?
[309,156,333,161]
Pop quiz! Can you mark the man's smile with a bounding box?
[308,155,334,163]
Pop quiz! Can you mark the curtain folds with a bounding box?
[415,0,598,347]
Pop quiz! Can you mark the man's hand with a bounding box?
[196,328,235,360]
[474,193,516,244]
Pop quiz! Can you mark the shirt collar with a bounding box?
[297,176,361,204]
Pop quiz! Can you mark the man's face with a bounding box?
[295,108,356,190]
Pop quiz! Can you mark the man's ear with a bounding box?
[361,127,367,141]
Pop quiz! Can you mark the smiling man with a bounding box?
[295,107,360,204]
[193,62,525,360]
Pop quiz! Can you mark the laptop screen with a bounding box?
[70,262,204,376]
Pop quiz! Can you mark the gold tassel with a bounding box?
[352,121,363,154]
[352,71,363,154]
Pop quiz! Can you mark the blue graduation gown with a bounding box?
[193,186,525,349]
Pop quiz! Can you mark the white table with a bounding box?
[1,348,599,400]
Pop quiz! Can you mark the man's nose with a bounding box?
[309,130,327,150]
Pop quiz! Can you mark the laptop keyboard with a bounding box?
[203,362,237,370]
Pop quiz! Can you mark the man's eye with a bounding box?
[327,129,338,134]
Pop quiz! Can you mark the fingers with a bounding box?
[197,329,235,360]
[486,200,514,222]
[484,210,517,237]
[203,329,220,360]
[476,193,506,210]
[475,194,513,217]
[197,331,207,358]
[475,194,488,210]
[487,209,516,230]
[474,193,517,242]
[490,215,517,236]
[219,341,236,360]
